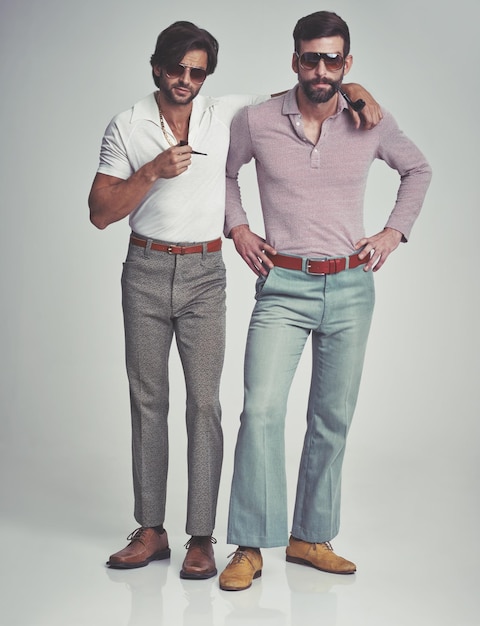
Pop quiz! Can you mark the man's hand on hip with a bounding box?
[355,227,403,272]
[230,225,277,276]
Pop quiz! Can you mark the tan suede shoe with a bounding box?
[180,536,217,579]
[219,548,263,591]
[286,536,356,574]
[107,527,171,569]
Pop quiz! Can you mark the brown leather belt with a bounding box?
[130,235,222,255]
[267,251,368,275]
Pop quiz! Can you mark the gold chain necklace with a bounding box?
[157,111,176,147]
[159,111,176,146]
[156,93,185,147]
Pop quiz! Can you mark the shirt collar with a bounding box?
[130,92,219,125]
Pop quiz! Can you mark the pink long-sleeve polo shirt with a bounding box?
[224,86,432,258]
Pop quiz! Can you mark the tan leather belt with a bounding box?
[267,251,367,274]
[130,235,222,255]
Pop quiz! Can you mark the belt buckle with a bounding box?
[306,259,325,275]
[167,245,174,254]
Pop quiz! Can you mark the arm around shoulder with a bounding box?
[342,83,383,130]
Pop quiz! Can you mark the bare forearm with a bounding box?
[89,165,159,230]
[89,145,192,229]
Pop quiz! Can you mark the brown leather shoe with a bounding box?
[286,536,356,574]
[107,527,171,569]
[180,536,217,579]
[219,548,263,591]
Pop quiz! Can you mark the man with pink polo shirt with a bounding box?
[89,19,381,582]
[219,10,432,591]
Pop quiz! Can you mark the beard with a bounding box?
[300,74,344,104]
[157,70,200,106]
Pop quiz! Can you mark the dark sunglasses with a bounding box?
[165,63,207,84]
[296,51,344,72]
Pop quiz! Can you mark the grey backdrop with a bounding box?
[1,0,478,623]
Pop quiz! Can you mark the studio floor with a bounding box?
[2,514,477,626]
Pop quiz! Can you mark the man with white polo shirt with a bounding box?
[88,19,380,581]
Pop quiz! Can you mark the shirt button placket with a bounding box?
[311,146,320,169]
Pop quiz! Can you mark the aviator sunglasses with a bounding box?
[296,51,344,72]
[165,63,207,84]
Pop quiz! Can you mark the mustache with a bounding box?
[172,80,194,93]
[307,77,336,87]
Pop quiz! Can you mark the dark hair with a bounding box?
[150,21,219,87]
[293,11,350,57]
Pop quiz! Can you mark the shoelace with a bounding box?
[292,536,334,552]
[184,536,217,549]
[126,527,150,546]
[226,549,257,569]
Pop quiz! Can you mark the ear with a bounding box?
[153,65,161,78]
[343,54,353,77]
[292,53,299,74]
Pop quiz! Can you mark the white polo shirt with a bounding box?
[97,92,266,242]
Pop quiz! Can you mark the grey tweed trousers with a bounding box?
[121,237,226,535]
